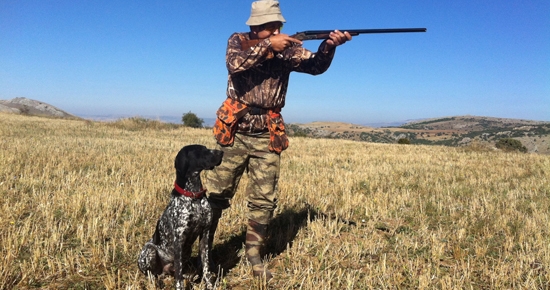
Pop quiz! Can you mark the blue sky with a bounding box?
[1,0,549,125]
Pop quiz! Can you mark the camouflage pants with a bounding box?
[204,132,280,225]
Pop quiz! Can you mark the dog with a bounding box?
[138,145,223,290]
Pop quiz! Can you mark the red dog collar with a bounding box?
[174,182,206,199]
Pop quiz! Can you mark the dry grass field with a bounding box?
[1,113,549,289]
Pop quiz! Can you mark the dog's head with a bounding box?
[174,145,224,178]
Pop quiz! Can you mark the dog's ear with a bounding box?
[175,147,190,177]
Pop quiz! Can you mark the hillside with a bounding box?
[288,116,550,154]
[0,97,78,119]
[3,97,548,154]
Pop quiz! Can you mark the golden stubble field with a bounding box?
[1,113,549,289]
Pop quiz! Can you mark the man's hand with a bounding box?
[269,34,302,52]
[324,30,352,51]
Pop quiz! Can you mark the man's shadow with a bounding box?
[210,205,320,275]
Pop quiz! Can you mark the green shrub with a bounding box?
[495,138,527,153]
[181,111,204,128]
[397,138,410,144]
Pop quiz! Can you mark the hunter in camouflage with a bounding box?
[204,0,352,280]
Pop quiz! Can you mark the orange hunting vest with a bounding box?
[213,97,289,154]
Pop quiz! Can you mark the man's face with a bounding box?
[255,21,283,39]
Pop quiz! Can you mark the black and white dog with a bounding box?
[138,145,223,290]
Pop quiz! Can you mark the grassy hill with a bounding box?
[1,113,549,289]
[288,116,550,154]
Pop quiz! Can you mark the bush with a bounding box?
[20,105,31,115]
[397,138,410,144]
[495,138,527,153]
[181,111,204,128]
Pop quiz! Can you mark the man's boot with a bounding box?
[245,219,273,280]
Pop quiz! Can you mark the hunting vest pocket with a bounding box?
[214,98,249,146]
[267,110,289,154]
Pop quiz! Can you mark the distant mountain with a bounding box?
[0,97,78,119]
[288,116,550,154]
[0,98,218,126]
[361,121,408,128]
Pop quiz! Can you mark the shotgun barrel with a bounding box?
[294,28,427,40]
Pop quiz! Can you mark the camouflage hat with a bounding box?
[246,0,286,26]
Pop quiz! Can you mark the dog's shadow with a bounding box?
[210,205,320,275]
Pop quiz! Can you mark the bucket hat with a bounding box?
[246,0,286,26]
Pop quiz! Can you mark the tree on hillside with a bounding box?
[181,111,204,128]
[496,138,527,153]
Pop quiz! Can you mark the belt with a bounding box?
[237,128,269,135]
[248,106,269,115]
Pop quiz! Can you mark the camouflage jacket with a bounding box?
[224,32,336,133]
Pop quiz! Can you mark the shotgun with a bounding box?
[241,28,427,51]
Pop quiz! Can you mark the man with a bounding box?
[204,0,351,280]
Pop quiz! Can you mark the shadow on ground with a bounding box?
[210,204,356,276]
[210,205,315,275]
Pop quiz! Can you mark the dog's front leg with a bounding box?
[200,229,216,290]
[173,228,188,290]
